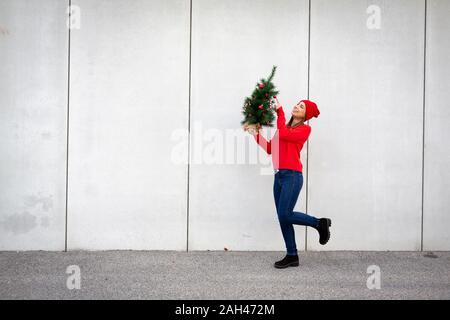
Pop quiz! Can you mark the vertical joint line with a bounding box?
[305,0,312,251]
[186,0,193,252]
[65,0,72,252]
[421,0,427,252]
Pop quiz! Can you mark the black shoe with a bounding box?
[274,254,299,269]
[316,218,332,245]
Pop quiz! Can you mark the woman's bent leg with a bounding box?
[276,173,302,256]
[285,173,319,228]
[290,211,319,228]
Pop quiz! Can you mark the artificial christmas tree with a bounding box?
[241,66,279,132]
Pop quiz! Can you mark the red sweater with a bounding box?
[253,106,311,173]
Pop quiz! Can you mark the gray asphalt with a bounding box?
[0,251,449,300]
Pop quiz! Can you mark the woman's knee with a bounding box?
[277,212,291,224]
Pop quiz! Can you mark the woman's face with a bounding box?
[292,101,306,120]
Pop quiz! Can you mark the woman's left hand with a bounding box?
[244,123,260,136]
[274,96,281,110]
[249,127,259,136]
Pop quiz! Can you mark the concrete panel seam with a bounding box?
[305,0,311,252]
[65,0,72,252]
[186,0,193,252]
[421,0,427,252]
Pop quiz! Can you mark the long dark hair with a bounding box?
[286,115,304,128]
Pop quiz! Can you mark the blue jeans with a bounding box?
[273,169,319,256]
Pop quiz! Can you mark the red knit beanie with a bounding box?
[300,100,320,121]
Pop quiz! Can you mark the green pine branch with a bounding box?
[241,65,279,128]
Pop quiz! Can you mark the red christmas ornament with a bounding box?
[258,105,264,110]
[265,93,269,97]
[259,83,264,89]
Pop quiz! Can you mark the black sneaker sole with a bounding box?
[274,261,299,269]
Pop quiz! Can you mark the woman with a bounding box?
[244,97,332,269]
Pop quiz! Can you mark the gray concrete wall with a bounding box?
[188,0,310,251]
[1,0,449,251]
[307,0,425,250]
[423,0,450,251]
[0,0,68,250]
[67,0,190,250]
